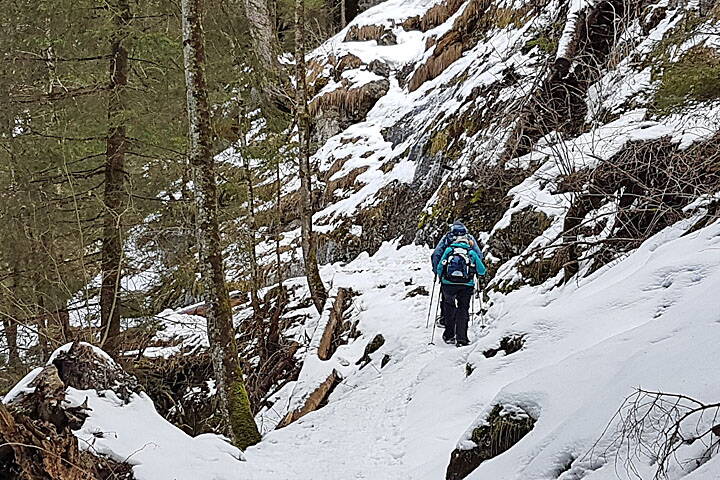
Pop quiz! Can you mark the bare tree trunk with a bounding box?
[340,0,347,29]
[275,153,284,291]
[27,236,49,361]
[244,0,276,71]
[261,152,286,357]
[3,264,21,369]
[295,0,327,314]
[2,317,20,368]
[181,0,261,449]
[57,308,71,343]
[35,296,48,362]
[100,0,131,355]
[239,109,261,316]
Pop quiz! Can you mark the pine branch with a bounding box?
[10,84,111,104]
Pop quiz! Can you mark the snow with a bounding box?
[237,218,720,480]
[5,219,720,479]
[2,367,43,404]
[142,309,209,358]
[66,388,246,480]
[4,215,720,480]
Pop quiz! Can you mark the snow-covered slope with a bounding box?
[242,218,720,480]
[17,216,715,480]
[256,0,720,273]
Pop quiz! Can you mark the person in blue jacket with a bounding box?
[431,220,482,271]
[430,220,484,328]
[434,234,486,346]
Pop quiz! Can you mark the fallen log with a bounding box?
[317,287,351,360]
[276,370,341,428]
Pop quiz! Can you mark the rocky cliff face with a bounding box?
[283,0,720,294]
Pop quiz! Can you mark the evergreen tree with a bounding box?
[180,0,261,449]
[295,0,327,314]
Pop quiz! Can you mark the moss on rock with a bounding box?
[653,46,720,115]
[487,207,552,263]
[446,404,535,480]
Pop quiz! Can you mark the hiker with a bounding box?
[430,220,483,326]
[434,234,486,346]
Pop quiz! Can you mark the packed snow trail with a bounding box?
[247,242,488,479]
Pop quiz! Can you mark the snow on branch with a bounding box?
[555,0,596,70]
[591,388,720,480]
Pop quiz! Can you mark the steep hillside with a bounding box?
[266,0,720,285]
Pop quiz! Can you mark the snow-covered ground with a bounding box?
[243,218,720,480]
[21,216,717,480]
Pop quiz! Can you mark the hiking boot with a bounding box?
[435,318,446,328]
[455,339,470,347]
[443,336,455,345]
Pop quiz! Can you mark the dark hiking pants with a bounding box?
[440,283,473,343]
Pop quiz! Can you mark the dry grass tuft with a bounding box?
[308,80,389,117]
[344,24,388,42]
[402,0,467,32]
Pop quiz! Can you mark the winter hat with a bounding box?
[450,220,467,235]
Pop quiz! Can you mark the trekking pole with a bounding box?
[478,280,485,327]
[426,276,437,329]
[430,286,441,344]
[471,284,475,326]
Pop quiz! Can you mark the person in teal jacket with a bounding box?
[435,236,486,346]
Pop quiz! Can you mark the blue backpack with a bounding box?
[442,245,475,283]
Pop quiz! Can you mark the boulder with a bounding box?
[446,404,535,480]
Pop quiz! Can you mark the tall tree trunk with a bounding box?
[240,109,261,316]
[275,153,284,291]
[3,264,21,369]
[295,0,327,314]
[35,296,48,362]
[29,232,48,361]
[2,317,20,368]
[181,0,261,449]
[100,0,131,355]
[243,0,276,71]
[267,151,284,353]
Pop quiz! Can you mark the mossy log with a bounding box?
[356,333,386,369]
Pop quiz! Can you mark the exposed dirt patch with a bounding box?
[344,24,396,44]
